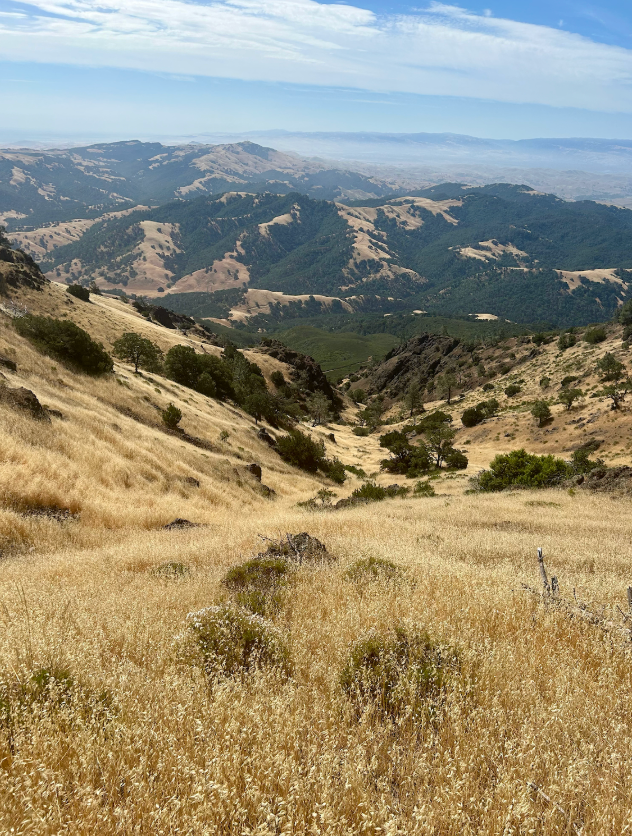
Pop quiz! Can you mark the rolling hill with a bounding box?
[32,183,632,328]
[0,139,397,232]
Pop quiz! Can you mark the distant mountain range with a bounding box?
[31,182,632,328]
[0,140,397,231]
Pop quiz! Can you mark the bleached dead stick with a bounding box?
[527,781,583,835]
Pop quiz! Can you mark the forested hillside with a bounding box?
[36,184,632,328]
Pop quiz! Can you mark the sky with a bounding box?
[1,0,632,140]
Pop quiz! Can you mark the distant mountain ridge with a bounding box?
[0,140,398,231]
[34,183,632,328]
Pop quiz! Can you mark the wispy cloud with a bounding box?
[1,0,632,112]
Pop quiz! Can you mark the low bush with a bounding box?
[476,449,570,492]
[222,555,293,617]
[444,449,468,470]
[66,284,90,302]
[352,426,370,437]
[482,382,494,392]
[161,403,182,429]
[504,383,522,397]
[351,481,409,502]
[584,326,607,344]
[14,315,113,374]
[183,604,290,680]
[344,556,406,584]
[413,480,436,497]
[340,626,458,721]
[276,429,345,483]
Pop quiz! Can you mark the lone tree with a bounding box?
[306,391,332,426]
[404,380,424,418]
[558,388,583,411]
[531,400,552,427]
[113,332,163,373]
[425,424,457,468]
[438,371,457,405]
[596,353,629,410]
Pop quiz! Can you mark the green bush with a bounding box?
[112,332,163,373]
[504,383,522,397]
[560,375,579,388]
[222,556,292,617]
[352,426,370,437]
[539,376,551,389]
[270,370,285,388]
[276,429,345,482]
[413,480,436,497]
[340,626,458,720]
[482,382,494,392]
[531,400,552,427]
[344,556,406,584]
[14,315,113,374]
[476,449,570,492]
[351,481,409,502]
[461,406,483,427]
[66,284,90,302]
[183,604,290,680]
[161,403,182,429]
[444,449,468,470]
[584,326,607,344]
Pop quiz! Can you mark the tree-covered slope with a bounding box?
[38,184,632,328]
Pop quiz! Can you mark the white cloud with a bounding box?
[1,0,632,112]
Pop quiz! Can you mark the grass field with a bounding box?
[273,325,399,378]
[3,281,632,833]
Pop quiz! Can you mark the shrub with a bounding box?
[183,604,290,679]
[540,376,551,389]
[344,464,367,479]
[222,556,292,617]
[560,375,579,388]
[14,315,113,374]
[349,388,366,404]
[66,284,90,302]
[340,626,458,720]
[344,556,406,584]
[276,429,345,482]
[413,480,436,497]
[276,429,325,473]
[482,382,494,392]
[476,449,570,492]
[351,481,409,502]
[584,326,607,344]
[461,406,483,428]
[162,403,182,429]
[444,449,468,470]
[504,383,522,397]
[270,370,285,388]
[352,426,370,437]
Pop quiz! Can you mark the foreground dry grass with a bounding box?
[1,492,632,834]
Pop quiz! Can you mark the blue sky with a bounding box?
[1,1,632,140]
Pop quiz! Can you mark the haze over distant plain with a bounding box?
[1,0,632,142]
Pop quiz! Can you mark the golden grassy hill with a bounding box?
[1,281,632,833]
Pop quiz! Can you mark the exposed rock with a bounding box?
[334,496,369,510]
[246,463,262,481]
[183,476,200,488]
[258,532,333,563]
[579,466,632,493]
[357,334,461,400]
[46,408,65,420]
[20,505,78,522]
[260,484,276,499]
[257,427,277,447]
[574,438,603,454]
[0,384,50,421]
[327,433,336,443]
[0,355,16,372]
[258,339,342,408]
[163,518,200,530]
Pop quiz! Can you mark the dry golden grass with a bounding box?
[3,287,632,833]
[1,494,632,834]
